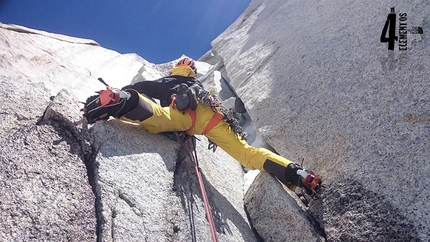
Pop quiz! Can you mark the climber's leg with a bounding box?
[205,121,321,195]
[204,121,293,170]
[118,90,193,133]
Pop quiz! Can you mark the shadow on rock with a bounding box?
[173,140,257,242]
[90,119,181,172]
[310,179,420,242]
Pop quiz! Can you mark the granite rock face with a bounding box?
[212,0,429,240]
[244,172,324,242]
[0,23,258,241]
[0,80,96,241]
[4,0,428,239]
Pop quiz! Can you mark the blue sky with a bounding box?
[0,0,250,64]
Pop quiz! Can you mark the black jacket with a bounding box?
[123,75,203,107]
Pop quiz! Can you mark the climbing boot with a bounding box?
[297,169,322,197]
[264,160,322,197]
[83,88,131,124]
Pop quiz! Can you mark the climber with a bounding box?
[82,57,322,197]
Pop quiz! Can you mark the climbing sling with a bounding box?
[184,107,224,135]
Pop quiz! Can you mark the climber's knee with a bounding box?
[121,91,154,122]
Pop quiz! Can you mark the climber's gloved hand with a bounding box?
[82,88,131,124]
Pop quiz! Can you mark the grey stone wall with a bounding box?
[212,0,429,240]
[0,23,257,241]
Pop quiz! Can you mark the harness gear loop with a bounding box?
[186,137,218,242]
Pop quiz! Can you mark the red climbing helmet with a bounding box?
[176,57,197,74]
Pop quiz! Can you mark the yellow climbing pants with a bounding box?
[120,93,293,171]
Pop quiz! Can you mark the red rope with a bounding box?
[187,138,218,242]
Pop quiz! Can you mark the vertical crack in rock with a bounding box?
[303,199,327,240]
[84,143,104,242]
[243,206,265,242]
[172,141,199,242]
[38,96,104,241]
[172,139,227,241]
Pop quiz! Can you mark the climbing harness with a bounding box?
[186,136,218,242]
[168,84,247,153]
[172,88,247,153]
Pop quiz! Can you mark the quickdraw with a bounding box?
[197,90,248,141]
